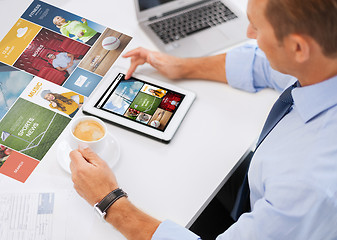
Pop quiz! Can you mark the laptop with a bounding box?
[134,0,249,57]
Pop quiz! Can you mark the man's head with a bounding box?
[46,53,56,60]
[265,0,337,58]
[53,16,66,27]
[246,0,337,82]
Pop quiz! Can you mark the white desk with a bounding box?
[0,0,278,239]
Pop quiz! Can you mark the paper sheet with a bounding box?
[0,192,65,240]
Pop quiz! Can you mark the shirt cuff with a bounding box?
[152,220,201,240]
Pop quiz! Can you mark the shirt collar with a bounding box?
[292,75,337,123]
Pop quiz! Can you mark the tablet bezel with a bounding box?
[82,67,196,142]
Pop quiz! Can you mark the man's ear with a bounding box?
[288,34,310,63]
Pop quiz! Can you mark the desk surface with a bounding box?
[0,0,278,239]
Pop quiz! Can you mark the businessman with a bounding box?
[70,0,337,239]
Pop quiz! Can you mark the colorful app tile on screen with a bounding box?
[102,80,144,115]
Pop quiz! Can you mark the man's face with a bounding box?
[53,16,65,26]
[246,0,291,74]
[48,54,56,60]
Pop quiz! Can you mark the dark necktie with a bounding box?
[230,81,299,221]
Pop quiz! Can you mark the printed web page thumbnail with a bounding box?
[0,0,134,182]
[21,77,85,118]
[0,145,12,168]
[62,68,103,97]
[0,19,42,66]
[0,98,71,161]
[0,64,34,120]
[21,0,106,46]
[78,28,132,77]
[0,144,39,183]
[13,28,90,85]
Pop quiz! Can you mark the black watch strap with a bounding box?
[95,188,127,218]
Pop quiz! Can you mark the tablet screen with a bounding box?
[95,73,185,131]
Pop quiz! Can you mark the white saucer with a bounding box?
[56,132,120,174]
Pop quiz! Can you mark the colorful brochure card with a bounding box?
[0,0,132,182]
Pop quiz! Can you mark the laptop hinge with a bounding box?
[148,0,210,21]
[149,15,162,21]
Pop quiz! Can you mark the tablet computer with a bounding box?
[83,67,196,142]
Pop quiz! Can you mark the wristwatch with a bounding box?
[94,188,127,219]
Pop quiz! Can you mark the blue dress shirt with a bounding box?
[152,44,337,240]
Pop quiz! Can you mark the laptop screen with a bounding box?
[139,0,175,11]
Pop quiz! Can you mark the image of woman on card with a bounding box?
[148,88,166,98]
[41,90,84,118]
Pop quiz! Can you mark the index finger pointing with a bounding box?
[123,47,142,58]
[125,61,139,79]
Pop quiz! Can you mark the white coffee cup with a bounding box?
[69,116,107,153]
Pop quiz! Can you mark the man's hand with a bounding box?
[66,54,75,68]
[122,47,188,80]
[70,145,119,206]
[67,60,74,68]
[123,47,228,83]
[70,145,161,240]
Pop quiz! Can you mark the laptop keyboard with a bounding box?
[149,1,238,44]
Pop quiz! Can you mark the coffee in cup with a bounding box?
[73,119,105,142]
[69,116,107,152]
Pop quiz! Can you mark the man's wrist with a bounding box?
[94,188,128,219]
[104,197,161,240]
[179,57,197,79]
[105,196,129,221]
[185,54,227,82]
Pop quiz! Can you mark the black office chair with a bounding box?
[188,150,254,240]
